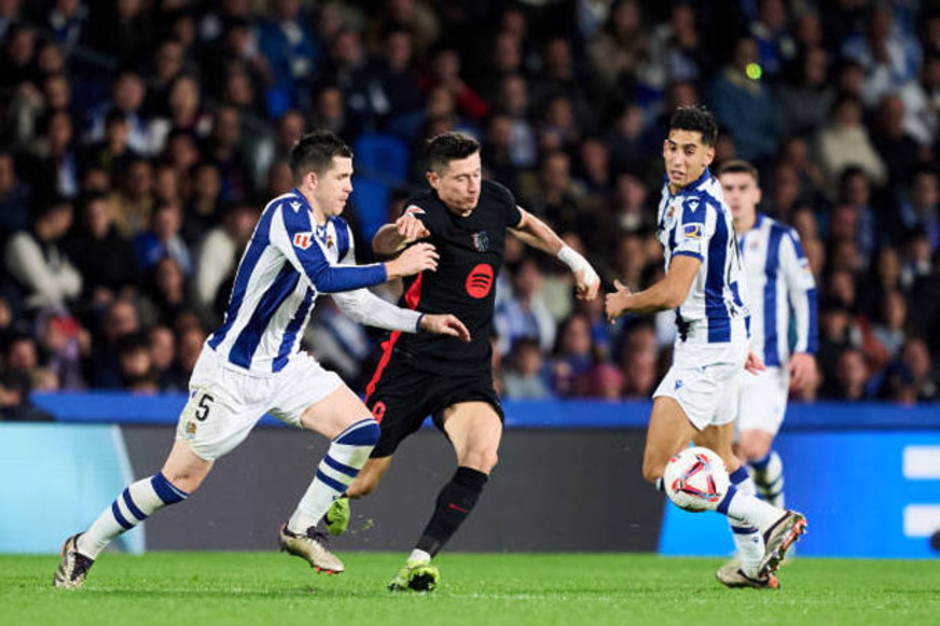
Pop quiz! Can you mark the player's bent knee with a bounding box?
[740,436,771,461]
[162,470,205,495]
[461,450,498,474]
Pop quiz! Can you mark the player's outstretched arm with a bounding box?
[509,208,599,300]
[605,255,700,321]
[372,215,431,256]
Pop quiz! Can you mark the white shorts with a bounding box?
[175,347,344,461]
[736,366,789,435]
[653,341,747,431]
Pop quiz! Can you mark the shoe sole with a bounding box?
[278,544,343,575]
[408,572,438,592]
[760,514,807,578]
[716,571,780,590]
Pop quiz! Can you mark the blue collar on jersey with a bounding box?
[290,187,313,214]
[663,167,713,199]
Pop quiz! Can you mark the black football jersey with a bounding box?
[391,179,522,374]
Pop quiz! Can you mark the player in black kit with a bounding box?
[325,132,600,591]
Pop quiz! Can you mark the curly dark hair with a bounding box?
[668,106,719,146]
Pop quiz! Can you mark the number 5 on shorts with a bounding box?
[194,393,214,421]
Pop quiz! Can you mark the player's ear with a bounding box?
[305,169,319,190]
[704,145,715,166]
[426,169,439,189]
[754,185,762,205]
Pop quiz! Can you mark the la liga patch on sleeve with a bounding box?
[293,232,313,249]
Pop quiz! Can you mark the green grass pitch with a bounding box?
[2,552,937,625]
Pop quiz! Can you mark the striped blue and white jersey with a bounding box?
[737,214,818,366]
[207,189,418,374]
[656,169,750,344]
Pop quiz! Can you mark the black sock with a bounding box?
[415,466,488,557]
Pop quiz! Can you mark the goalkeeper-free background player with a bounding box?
[326,132,600,591]
[717,159,817,508]
[54,131,470,589]
[604,107,806,590]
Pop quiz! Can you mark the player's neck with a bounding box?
[734,211,757,234]
[297,187,329,225]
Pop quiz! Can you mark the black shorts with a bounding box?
[364,355,503,458]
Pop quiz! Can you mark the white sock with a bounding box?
[726,465,764,577]
[77,472,189,559]
[749,450,785,508]
[408,549,432,564]
[717,485,783,532]
[287,419,379,534]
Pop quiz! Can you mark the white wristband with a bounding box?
[558,245,598,286]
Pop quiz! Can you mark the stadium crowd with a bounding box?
[1,0,939,418]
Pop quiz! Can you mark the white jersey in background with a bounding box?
[656,168,750,345]
[736,214,818,367]
[208,189,421,374]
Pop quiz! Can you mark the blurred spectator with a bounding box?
[550,312,595,397]
[815,94,887,196]
[637,3,709,98]
[842,6,922,108]
[258,0,319,114]
[148,256,193,327]
[777,46,835,138]
[111,157,155,236]
[871,94,921,189]
[47,0,89,52]
[86,70,160,157]
[421,45,489,123]
[898,168,940,251]
[825,348,871,401]
[709,37,778,164]
[134,202,192,276]
[619,322,658,399]
[193,203,259,322]
[117,332,157,393]
[749,0,796,78]
[65,192,137,301]
[503,337,552,400]
[494,257,555,356]
[86,297,140,388]
[4,198,81,310]
[0,151,30,240]
[85,111,141,178]
[588,0,647,101]
[872,290,909,359]
[23,109,80,199]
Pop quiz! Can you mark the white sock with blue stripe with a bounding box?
[748,450,785,508]
[287,418,380,534]
[726,465,765,578]
[76,472,189,559]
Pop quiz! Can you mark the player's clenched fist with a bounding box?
[604,279,632,322]
[395,214,431,243]
[385,242,439,278]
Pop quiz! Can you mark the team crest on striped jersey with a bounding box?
[293,232,313,249]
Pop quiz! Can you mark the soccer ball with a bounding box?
[663,446,730,512]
